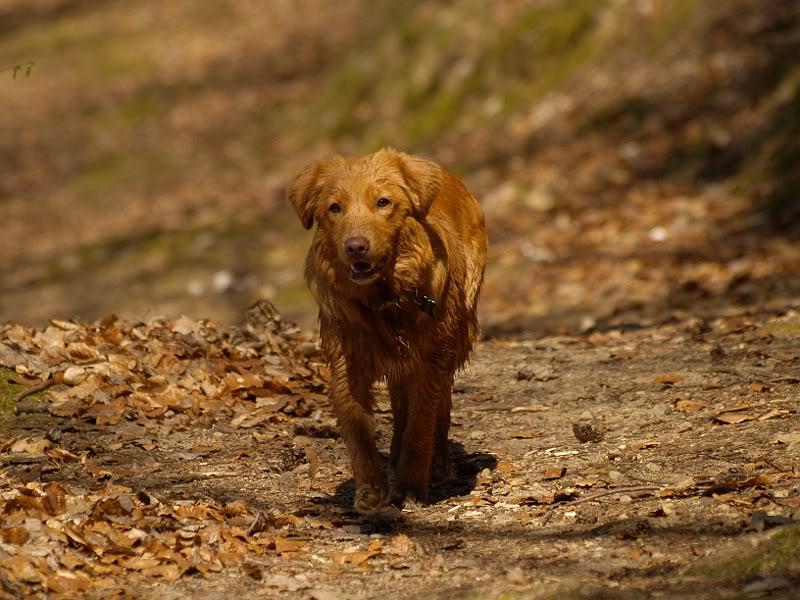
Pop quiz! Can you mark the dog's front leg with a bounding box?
[329,357,389,514]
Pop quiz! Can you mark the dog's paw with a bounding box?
[390,489,427,511]
[354,483,390,515]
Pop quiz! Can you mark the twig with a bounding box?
[563,485,661,507]
[13,377,55,404]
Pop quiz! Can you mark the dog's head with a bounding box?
[288,148,442,285]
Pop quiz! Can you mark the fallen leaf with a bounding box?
[714,412,757,424]
[758,409,790,421]
[630,440,660,451]
[0,527,30,544]
[10,438,53,455]
[749,382,769,393]
[543,467,566,480]
[674,398,704,413]
[654,374,683,385]
[172,316,201,336]
[274,536,307,554]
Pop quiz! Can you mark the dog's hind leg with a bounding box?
[430,373,454,486]
[391,364,451,505]
[388,377,409,475]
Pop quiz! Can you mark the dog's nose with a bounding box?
[344,236,370,257]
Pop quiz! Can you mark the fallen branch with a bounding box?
[563,485,661,507]
[13,377,55,405]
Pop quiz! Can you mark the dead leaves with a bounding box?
[713,402,792,425]
[1,312,326,435]
[0,481,321,596]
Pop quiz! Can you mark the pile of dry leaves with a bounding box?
[0,301,331,597]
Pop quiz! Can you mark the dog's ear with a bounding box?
[288,161,324,230]
[393,151,443,219]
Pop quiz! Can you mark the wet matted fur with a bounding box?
[288,148,487,514]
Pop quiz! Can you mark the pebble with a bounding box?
[609,470,625,483]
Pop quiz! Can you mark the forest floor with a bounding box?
[2,1,800,598]
[1,300,799,599]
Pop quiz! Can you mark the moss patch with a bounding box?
[0,366,50,434]
[695,526,800,583]
[765,319,800,338]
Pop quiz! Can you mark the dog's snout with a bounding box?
[344,236,370,257]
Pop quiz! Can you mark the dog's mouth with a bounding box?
[349,256,387,282]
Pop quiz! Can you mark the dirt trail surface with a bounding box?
[1,302,799,599]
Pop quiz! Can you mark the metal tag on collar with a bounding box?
[418,295,437,318]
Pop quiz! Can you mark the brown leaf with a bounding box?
[511,430,543,439]
[654,374,683,385]
[630,440,660,451]
[275,536,307,554]
[674,398,704,413]
[543,467,566,480]
[714,412,757,424]
[749,382,769,393]
[575,478,605,488]
[758,409,790,421]
[44,482,67,515]
[66,342,100,363]
[10,437,53,455]
[225,371,265,392]
[84,397,127,426]
[123,557,162,571]
[0,527,30,544]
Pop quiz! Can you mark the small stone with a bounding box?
[619,495,633,504]
[609,470,625,483]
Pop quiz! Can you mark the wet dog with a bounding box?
[288,148,487,514]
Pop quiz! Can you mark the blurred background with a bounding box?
[1,0,798,335]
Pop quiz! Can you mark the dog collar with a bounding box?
[417,295,437,318]
[366,295,436,318]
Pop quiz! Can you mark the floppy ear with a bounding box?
[394,151,443,219]
[288,161,324,230]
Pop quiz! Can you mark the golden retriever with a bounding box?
[288,148,487,514]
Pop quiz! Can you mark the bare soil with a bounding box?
[3,305,799,599]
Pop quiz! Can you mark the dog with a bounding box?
[288,148,487,514]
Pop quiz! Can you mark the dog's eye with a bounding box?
[376,197,391,208]
[328,203,341,213]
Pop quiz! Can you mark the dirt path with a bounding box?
[2,305,798,599]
